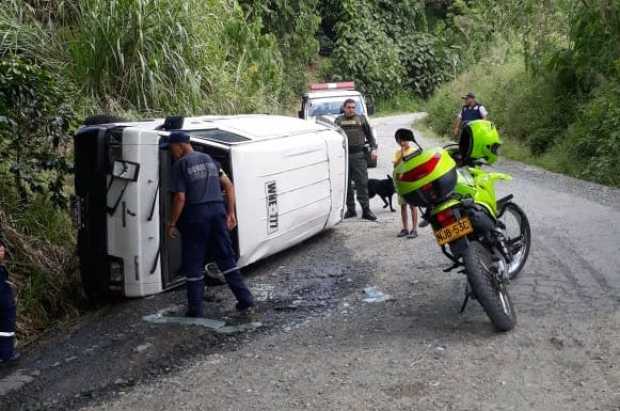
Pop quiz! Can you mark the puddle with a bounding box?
[363,287,394,303]
[143,305,262,334]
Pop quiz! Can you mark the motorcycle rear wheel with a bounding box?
[497,202,531,280]
[463,241,516,332]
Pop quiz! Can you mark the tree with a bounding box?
[0,58,74,208]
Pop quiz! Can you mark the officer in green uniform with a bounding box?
[335,98,378,221]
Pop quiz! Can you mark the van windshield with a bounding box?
[307,96,364,117]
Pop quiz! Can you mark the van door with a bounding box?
[231,133,332,267]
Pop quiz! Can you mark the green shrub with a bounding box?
[0,58,75,208]
[425,47,576,153]
[426,42,620,188]
[330,0,404,99]
[560,81,620,186]
[239,0,321,95]
[323,0,456,100]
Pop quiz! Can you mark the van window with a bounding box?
[189,129,249,144]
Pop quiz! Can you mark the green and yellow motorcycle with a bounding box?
[394,120,530,331]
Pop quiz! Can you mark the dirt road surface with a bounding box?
[1,114,619,411]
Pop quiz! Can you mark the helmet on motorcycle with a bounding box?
[459,120,501,165]
[395,128,416,143]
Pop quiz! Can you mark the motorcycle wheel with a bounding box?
[463,241,517,332]
[497,202,531,280]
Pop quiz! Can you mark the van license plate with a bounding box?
[434,217,474,246]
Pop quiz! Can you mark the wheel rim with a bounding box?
[499,207,528,274]
[480,256,513,317]
[498,287,512,317]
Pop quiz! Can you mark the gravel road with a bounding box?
[1,114,619,411]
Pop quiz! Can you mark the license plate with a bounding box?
[434,217,474,246]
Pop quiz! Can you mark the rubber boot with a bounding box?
[344,208,357,219]
[362,208,377,221]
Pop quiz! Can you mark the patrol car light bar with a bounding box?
[310,82,355,91]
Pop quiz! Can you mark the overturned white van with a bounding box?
[74,115,348,299]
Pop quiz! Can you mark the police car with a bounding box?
[299,82,377,168]
[298,82,375,122]
[74,115,348,299]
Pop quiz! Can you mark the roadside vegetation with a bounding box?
[424,0,620,187]
[1,0,618,339]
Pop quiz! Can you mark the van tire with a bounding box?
[82,114,126,126]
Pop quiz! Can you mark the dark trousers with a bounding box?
[347,151,369,210]
[179,203,254,316]
[0,267,15,361]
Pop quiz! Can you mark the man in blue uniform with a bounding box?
[453,92,488,138]
[162,131,254,318]
[0,238,19,366]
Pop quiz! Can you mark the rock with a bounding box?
[134,343,153,353]
[550,337,564,350]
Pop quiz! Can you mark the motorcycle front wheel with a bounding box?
[497,202,531,280]
[463,241,517,332]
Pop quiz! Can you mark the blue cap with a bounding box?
[159,131,190,149]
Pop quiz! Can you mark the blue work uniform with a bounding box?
[0,264,16,361]
[170,151,254,317]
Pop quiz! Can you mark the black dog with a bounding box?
[368,175,396,212]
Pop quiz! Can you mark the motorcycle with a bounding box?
[393,121,531,331]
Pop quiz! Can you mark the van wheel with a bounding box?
[82,114,126,126]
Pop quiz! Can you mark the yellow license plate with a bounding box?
[434,217,474,246]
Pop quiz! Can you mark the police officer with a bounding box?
[0,238,19,366]
[453,91,488,138]
[162,131,254,318]
[335,98,378,221]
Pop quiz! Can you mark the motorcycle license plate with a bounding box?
[434,217,474,246]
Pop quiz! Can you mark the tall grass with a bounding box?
[0,180,81,339]
[66,0,286,115]
[0,0,66,65]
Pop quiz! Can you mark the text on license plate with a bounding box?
[434,217,474,246]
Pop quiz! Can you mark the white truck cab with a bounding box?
[299,82,377,168]
[298,82,375,122]
[74,115,348,299]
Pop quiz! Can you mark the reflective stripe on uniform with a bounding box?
[221,267,239,275]
[0,332,15,338]
[186,275,204,282]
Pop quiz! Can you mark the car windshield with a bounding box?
[308,96,364,117]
